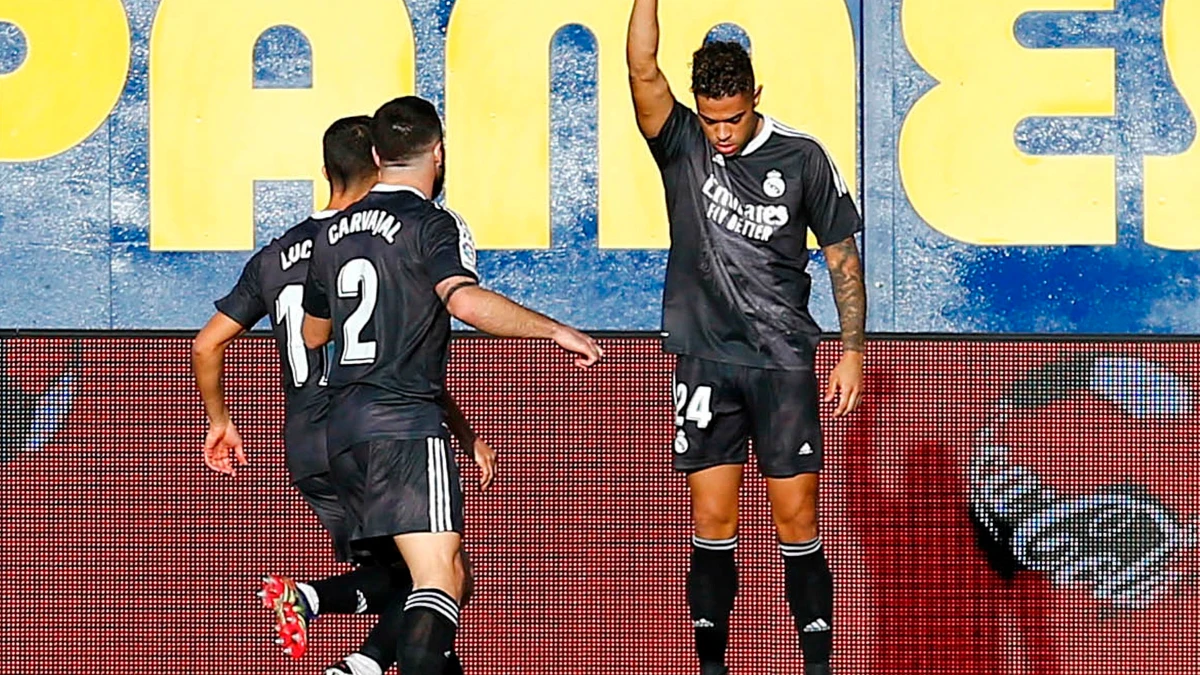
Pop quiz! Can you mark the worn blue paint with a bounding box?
[954,1,1200,333]
[866,0,1200,334]
[1,1,1197,333]
[253,25,313,90]
[0,22,25,75]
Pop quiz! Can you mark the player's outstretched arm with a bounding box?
[821,236,866,417]
[192,312,249,475]
[627,0,675,138]
[436,276,603,369]
[443,392,496,491]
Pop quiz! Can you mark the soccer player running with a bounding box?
[193,116,489,675]
[301,96,602,675]
[627,3,866,674]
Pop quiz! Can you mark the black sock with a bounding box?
[398,588,460,675]
[781,537,834,665]
[688,535,739,667]
[358,592,408,671]
[306,564,400,615]
[358,588,463,675]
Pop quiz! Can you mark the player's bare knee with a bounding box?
[772,501,818,542]
[693,504,739,540]
[409,562,463,601]
[394,533,464,600]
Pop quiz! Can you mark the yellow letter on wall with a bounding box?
[899,0,1116,246]
[1144,0,1200,251]
[445,0,856,250]
[0,0,129,160]
[149,0,415,251]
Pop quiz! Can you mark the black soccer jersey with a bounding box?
[214,213,333,481]
[302,184,479,453]
[648,101,863,370]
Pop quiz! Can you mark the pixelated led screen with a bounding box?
[1,336,1196,674]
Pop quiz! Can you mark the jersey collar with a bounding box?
[739,115,775,157]
[311,209,339,220]
[371,183,429,200]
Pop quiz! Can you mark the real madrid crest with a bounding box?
[763,169,786,198]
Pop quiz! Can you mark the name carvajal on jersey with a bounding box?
[327,209,403,246]
[702,173,790,243]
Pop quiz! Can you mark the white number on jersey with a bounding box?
[273,284,308,387]
[337,258,380,365]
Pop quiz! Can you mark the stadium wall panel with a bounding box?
[1,335,1196,673]
[2,1,1199,333]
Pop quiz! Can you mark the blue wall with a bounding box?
[1,0,1197,333]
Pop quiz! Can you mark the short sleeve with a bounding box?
[421,208,480,285]
[802,142,863,247]
[646,101,704,168]
[302,247,331,319]
[214,252,269,328]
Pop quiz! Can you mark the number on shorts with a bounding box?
[337,258,379,365]
[273,284,308,386]
[674,383,714,429]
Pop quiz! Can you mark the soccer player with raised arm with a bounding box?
[192,116,488,675]
[627,3,867,673]
[301,96,602,675]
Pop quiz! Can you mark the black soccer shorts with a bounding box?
[671,354,823,478]
[332,435,465,546]
[293,472,355,563]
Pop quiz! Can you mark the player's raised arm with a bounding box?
[192,312,249,475]
[436,276,603,369]
[627,0,675,138]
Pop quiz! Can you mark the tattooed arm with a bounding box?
[821,235,866,415]
[824,235,866,353]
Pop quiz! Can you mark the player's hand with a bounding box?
[824,350,864,417]
[472,438,497,491]
[551,325,604,369]
[202,421,247,476]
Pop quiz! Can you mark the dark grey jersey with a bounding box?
[214,213,333,481]
[303,184,479,453]
[648,101,863,370]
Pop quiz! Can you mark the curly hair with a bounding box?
[691,40,755,99]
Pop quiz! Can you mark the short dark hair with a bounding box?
[371,96,443,165]
[691,40,756,99]
[323,116,376,190]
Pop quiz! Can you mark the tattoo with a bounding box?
[825,237,867,352]
[440,280,479,306]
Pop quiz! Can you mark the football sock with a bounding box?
[781,537,834,666]
[688,534,739,668]
[398,588,459,675]
[308,565,406,615]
